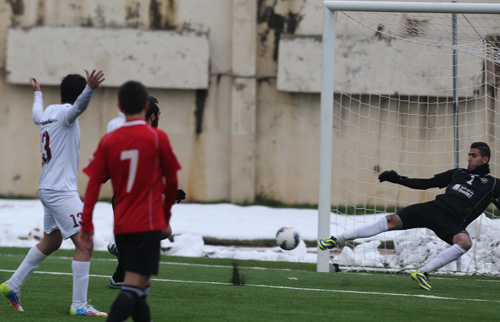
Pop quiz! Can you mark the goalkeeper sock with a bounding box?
[419,244,467,274]
[337,217,388,243]
[107,285,144,322]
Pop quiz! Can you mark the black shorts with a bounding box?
[397,201,468,245]
[115,230,162,276]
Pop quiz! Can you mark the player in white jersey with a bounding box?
[0,70,107,317]
[107,112,126,133]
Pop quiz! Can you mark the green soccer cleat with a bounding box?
[411,270,432,290]
[0,281,23,312]
[69,303,107,317]
[318,236,338,250]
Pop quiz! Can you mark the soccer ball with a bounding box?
[275,226,300,250]
[27,226,43,241]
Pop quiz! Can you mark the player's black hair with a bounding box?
[60,74,86,104]
[118,81,149,115]
[471,142,491,161]
[146,96,160,128]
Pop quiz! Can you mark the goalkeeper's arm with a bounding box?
[378,170,442,190]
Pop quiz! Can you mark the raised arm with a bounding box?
[66,69,105,124]
[30,77,43,125]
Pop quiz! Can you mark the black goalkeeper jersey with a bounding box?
[399,164,500,228]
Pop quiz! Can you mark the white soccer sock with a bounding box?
[72,260,90,308]
[419,244,467,274]
[336,217,389,243]
[9,246,48,293]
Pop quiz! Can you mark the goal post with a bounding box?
[318,1,500,274]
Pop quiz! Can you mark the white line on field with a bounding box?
[0,253,302,272]
[0,268,498,304]
[2,253,500,281]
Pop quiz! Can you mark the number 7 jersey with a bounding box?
[82,119,181,234]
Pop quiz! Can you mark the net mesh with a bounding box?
[329,10,500,275]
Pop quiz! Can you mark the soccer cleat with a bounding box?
[108,277,124,289]
[318,236,338,250]
[411,270,432,290]
[0,281,23,312]
[69,303,107,317]
[107,243,119,257]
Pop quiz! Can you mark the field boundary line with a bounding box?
[2,253,500,281]
[0,268,499,303]
[0,253,305,272]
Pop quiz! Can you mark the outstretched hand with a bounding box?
[378,170,403,184]
[85,69,105,89]
[29,77,41,91]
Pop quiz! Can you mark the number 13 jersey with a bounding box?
[32,86,94,191]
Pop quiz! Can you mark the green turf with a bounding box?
[1,247,499,321]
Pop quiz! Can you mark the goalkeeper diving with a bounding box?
[319,142,500,290]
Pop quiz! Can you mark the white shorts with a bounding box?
[39,189,83,240]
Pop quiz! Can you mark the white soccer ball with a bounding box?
[27,226,43,241]
[276,226,300,251]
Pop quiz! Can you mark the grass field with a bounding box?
[1,247,499,321]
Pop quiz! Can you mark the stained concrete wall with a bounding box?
[0,0,498,207]
[6,27,210,89]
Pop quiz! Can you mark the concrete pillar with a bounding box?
[230,0,257,203]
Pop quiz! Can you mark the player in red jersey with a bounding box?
[79,81,181,321]
[107,96,186,289]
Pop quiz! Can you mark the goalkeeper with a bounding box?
[318,142,500,290]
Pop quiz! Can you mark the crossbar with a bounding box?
[325,1,500,14]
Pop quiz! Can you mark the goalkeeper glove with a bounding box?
[378,170,406,184]
[176,189,186,203]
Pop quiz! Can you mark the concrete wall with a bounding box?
[0,0,498,207]
[6,27,210,88]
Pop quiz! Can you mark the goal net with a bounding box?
[318,1,500,276]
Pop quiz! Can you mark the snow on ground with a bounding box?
[1,199,500,274]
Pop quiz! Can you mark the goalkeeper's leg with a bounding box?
[413,235,469,290]
[318,216,393,249]
[419,243,468,274]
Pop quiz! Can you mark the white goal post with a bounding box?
[318,1,500,273]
